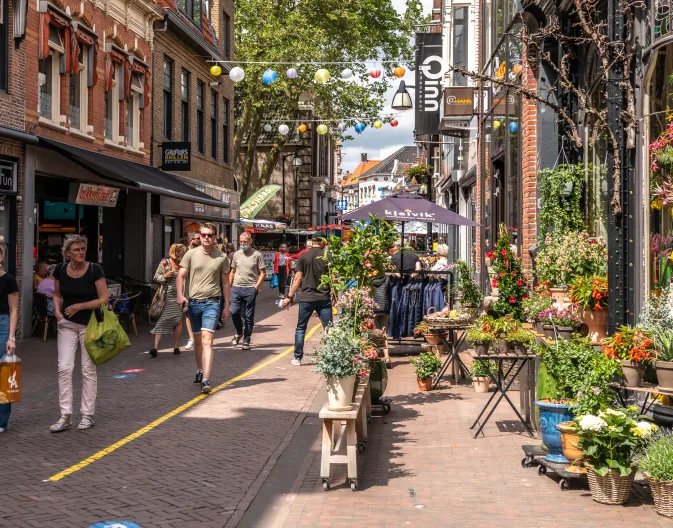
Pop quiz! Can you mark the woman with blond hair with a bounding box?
[150,243,187,357]
[51,234,108,432]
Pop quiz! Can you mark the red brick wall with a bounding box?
[520,44,537,278]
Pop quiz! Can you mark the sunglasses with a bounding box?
[200,233,215,238]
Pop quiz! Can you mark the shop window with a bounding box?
[197,80,204,154]
[69,47,87,131]
[163,58,173,140]
[223,97,229,163]
[0,0,8,91]
[177,0,201,26]
[124,72,143,149]
[505,92,520,249]
[39,26,65,123]
[584,84,608,239]
[105,64,118,140]
[181,69,190,142]
[452,6,469,86]
[211,90,217,159]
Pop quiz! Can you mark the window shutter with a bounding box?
[70,28,80,75]
[142,69,150,109]
[118,59,125,101]
[39,11,51,60]
[88,41,98,87]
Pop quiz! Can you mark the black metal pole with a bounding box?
[282,158,286,215]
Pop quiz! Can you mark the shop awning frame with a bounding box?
[38,137,228,209]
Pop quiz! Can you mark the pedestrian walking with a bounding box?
[229,232,266,350]
[188,233,201,249]
[150,244,187,358]
[273,243,291,298]
[280,237,332,366]
[50,235,109,432]
[177,222,231,394]
[0,242,18,433]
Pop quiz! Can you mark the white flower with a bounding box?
[633,421,657,438]
[579,414,608,432]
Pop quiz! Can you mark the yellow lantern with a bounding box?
[314,68,331,84]
[210,64,222,77]
[512,64,523,75]
[317,124,328,135]
[393,66,406,78]
[373,120,383,129]
[298,124,307,133]
[493,120,501,129]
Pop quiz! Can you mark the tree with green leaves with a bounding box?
[234,0,424,200]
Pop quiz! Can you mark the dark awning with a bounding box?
[39,138,227,208]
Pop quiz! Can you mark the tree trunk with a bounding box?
[257,136,288,191]
[240,106,264,201]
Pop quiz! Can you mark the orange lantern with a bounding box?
[297,124,307,133]
[393,66,406,78]
[512,64,523,75]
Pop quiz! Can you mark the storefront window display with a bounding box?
[584,84,609,239]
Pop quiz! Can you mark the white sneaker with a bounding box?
[184,339,194,351]
[291,359,301,366]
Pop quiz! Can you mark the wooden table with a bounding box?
[469,351,536,439]
[607,382,673,414]
[319,373,371,491]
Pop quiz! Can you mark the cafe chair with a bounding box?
[32,293,57,341]
[111,291,141,337]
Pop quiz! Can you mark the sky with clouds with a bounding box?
[340,0,435,174]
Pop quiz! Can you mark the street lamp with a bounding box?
[391,80,413,111]
[281,152,303,216]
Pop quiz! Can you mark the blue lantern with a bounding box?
[378,187,383,191]
[509,121,518,133]
[262,69,278,85]
[354,122,366,134]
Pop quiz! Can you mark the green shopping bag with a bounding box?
[84,301,131,365]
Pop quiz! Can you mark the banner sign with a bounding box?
[443,87,474,117]
[415,32,443,135]
[75,184,120,207]
[239,185,281,219]
[162,142,191,171]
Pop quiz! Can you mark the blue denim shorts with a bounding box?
[187,298,220,334]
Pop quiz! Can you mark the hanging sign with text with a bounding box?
[415,32,444,135]
[162,142,191,171]
[75,184,120,207]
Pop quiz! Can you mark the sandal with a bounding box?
[77,416,95,430]
[50,415,72,433]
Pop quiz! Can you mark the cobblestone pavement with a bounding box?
[4,304,673,528]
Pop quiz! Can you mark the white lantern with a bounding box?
[278,124,290,135]
[263,124,273,132]
[341,68,353,79]
[286,68,298,79]
[337,122,347,132]
[229,66,245,82]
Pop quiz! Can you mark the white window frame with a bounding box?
[127,76,143,149]
[69,47,88,133]
[105,63,120,143]
[39,36,64,124]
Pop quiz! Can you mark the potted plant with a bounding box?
[452,260,484,315]
[654,329,673,391]
[576,407,656,505]
[313,325,365,411]
[537,164,587,239]
[569,275,608,342]
[275,213,293,226]
[505,328,536,355]
[491,317,519,354]
[414,321,442,346]
[522,288,553,333]
[556,421,585,474]
[487,224,528,321]
[538,306,582,340]
[466,326,495,356]
[602,326,656,387]
[470,360,493,393]
[411,351,443,391]
[637,432,673,517]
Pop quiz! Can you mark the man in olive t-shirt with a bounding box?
[229,232,266,350]
[177,222,231,393]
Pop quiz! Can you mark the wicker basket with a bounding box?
[586,465,635,505]
[647,476,673,517]
[425,316,472,330]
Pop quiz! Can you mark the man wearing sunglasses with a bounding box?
[177,222,230,393]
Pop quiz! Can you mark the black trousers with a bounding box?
[278,267,287,297]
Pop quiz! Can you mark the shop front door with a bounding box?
[101,206,124,278]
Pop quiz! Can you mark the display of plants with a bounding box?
[639,285,673,335]
[411,351,443,380]
[576,407,656,477]
[655,329,673,363]
[487,223,528,321]
[535,231,608,287]
[636,433,673,517]
[335,288,377,335]
[602,326,656,364]
[470,359,494,378]
[466,327,496,345]
[569,275,608,311]
[504,328,536,347]
[413,321,430,336]
[538,163,587,239]
[650,119,673,211]
[312,325,364,379]
[274,213,293,226]
[452,260,484,307]
[522,288,553,323]
[404,164,432,184]
[538,306,582,328]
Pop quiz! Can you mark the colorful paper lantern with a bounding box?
[512,64,523,75]
[278,124,290,135]
[341,68,353,79]
[390,119,399,127]
[354,122,366,133]
[286,68,298,79]
[373,120,383,129]
[337,122,347,132]
[209,64,222,77]
[393,66,406,78]
[263,124,273,132]
[229,66,245,82]
[314,68,331,83]
[262,69,277,85]
[369,68,382,79]
[298,124,307,133]
[316,124,328,135]
[493,120,501,129]
[509,121,518,133]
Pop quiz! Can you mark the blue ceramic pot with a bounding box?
[535,400,576,463]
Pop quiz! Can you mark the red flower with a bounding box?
[511,272,516,277]
[499,272,504,277]
[501,249,508,256]
[485,251,495,259]
[491,279,498,287]
[509,296,516,304]
[517,279,524,286]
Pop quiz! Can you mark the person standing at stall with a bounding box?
[0,242,18,433]
[229,232,266,350]
[50,235,109,432]
[391,239,422,278]
[177,223,231,394]
[273,243,291,299]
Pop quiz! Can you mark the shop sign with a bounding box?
[162,142,191,171]
[443,87,474,117]
[221,191,231,205]
[0,159,17,195]
[415,32,443,135]
[194,185,206,214]
[75,184,119,207]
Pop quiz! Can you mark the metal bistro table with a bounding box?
[469,350,536,439]
[432,324,471,389]
[608,382,673,414]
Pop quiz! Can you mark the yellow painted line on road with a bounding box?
[47,323,323,482]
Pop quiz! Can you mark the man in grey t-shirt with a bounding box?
[229,232,266,349]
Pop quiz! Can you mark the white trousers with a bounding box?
[57,319,97,416]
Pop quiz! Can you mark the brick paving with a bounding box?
[4,303,673,527]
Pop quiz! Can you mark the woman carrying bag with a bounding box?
[50,235,109,432]
[0,242,18,432]
[273,243,291,298]
[150,244,187,357]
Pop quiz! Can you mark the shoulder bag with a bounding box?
[149,259,170,320]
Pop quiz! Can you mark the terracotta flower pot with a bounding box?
[417,377,433,391]
[423,333,442,346]
[580,308,608,343]
[620,359,646,387]
[656,361,673,391]
[556,421,586,474]
[473,376,490,393]
[325,375,356,411]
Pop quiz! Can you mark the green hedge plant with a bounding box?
[538,163,587,239]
